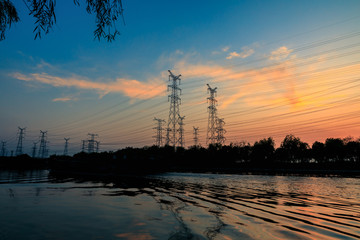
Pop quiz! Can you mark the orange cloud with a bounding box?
[269,46,293,60]
[12,73,166,100]
[175,47,355,111]
[226,47,254,60]
[174,60,247,82]
[173,56,299,109]
[52,97,77,102]
[220,90,248,109]
[222,46,230,52]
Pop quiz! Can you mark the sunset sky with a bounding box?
[1,0,360,155]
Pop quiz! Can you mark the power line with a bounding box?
[42,34,360,141]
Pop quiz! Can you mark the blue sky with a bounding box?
[1,0,360,155]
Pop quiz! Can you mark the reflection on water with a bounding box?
[0,171,360,240]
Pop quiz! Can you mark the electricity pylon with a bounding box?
[193,127,199,146]
[177,114,185,148]
[153,117,166,147]
[216,118,226,145]
[63,138,70,156]
[88,133,98,153]
[166,70,182,149]
[38,130,48,158]
[95,141,100,153]
[206,84,218,145]
[81,140,86,152]
[31,141,38,158]
[1,141,6,156]
[15,127,26,156]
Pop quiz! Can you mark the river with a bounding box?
[0,170,359,239]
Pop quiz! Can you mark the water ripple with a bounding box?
[1,171,360,240]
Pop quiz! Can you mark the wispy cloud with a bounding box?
[269,46,293,60]
[212,46,230,55]
[171,51,302,109]
[222,46,230,52]
[226,47,254,60]
[12,73,166,100]
[52,96,78,102]
[173,60,247,82]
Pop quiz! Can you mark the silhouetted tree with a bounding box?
[345,140,360,162]
[237,142,251,163]
[279,134,309,163]
[250,137,275,165]
[208,143,222,152]
[325,138,345,162]
[311,141,325,163]
[0,0,19,40]
[183,145,207,168]
[0,0,124,41]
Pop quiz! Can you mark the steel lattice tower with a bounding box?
[32,142,38,158]
[81,140,86,152]
[153,117,166,146]
[63,138,70,156]
[206,84,218,145]
[193,127,199,146]
[88,133,98,153]
[216,118,226,145]
[166,70,182,148]
[15,127,26,156]
[38,130,48,158]
[1,141,6,156]
[95,141,100,153]
[177,114,185,148]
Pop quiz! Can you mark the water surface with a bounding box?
[0,170,360,239]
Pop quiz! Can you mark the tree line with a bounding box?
[113,134,360,166]
[60,134,360,173]
[1,134,360,173]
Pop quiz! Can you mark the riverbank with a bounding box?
[1,154,360,177]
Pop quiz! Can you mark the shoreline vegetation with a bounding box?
[1,135,359,177]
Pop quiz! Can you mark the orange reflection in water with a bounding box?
[115,232,154,240]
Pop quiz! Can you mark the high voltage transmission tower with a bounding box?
[95,141,100,153]
[193,127,199,146]
[216,118,226,145]
[63,138,70,156]
[178,114,185,148]
[38,130,48,158]
[15,127,26,156]
[87,133,98,153]
[82,140,86,152]
[32,142,38,158]
[1,141,6,156]
[206,84,218,145]
[206,84,226,145]
[166,70,182,149]
[153,117,166,147]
